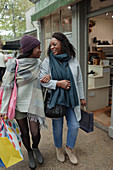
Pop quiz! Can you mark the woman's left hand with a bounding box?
[40,75,51,83]
[80,99,87,107]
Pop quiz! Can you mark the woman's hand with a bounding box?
[40,75,51,83]
[80,99,87,107]
[56,80,71,90]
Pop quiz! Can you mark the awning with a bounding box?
[2,39,20,50]
[2,30,37,50]
[2,45,20,50]
[31,0,81,21]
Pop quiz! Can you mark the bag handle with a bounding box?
[81,106,87,111]
[0,117,7,132]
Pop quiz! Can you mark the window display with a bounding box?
[61,7,72,33]
[52,12,60,33]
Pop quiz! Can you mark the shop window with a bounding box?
[51,12,60,33]
[44,16,51,55]
[89,12,113,50]
[44,16,51,38]
[44,38,51,55]
[44,7,73,55]
[61,7,72,42]
[44,12,60,56]
[61,7,72,34]
[90,0,113,12]
[88,12,112,126]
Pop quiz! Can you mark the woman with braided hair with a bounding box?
[0,35,50,169]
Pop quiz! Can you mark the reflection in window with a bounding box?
[61,7,72,33]
[52,12,60,33]
[44,16,51,38]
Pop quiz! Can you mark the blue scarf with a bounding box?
[49,51,79,109]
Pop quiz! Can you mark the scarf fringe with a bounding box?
[28,113,47,129]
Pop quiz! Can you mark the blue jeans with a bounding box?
[52,107,79,149]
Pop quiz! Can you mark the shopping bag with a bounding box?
[7,59,19,120]
[0,118,23,168]
[0,158,5,167]
[79,108,94,133]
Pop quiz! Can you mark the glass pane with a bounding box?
[89,12,113,52]
[90,0,113,12]
[52,12,60,34]
[61,7,72,34]
[44,16,51,38]
[44,38,51,56]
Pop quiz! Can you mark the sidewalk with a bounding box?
[2,118,113,170]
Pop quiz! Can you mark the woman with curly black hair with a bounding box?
[39,32,86,165]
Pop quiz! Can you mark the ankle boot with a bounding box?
[65,147,77,164]
[28,150,36,169]
[56,148,65,162]
[33,148,44,165]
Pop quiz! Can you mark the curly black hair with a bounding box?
[47,32,76,58]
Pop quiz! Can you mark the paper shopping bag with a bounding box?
[0,158,5,167]
[0,118,23,168]
[79,109,94,133]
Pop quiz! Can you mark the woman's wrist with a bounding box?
[56,81,61,87]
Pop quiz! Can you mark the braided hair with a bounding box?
[47,32,76,58]
[17,49,33,59]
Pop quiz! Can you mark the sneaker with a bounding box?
[33,148,44,165]
[65,147,77,164]
[56,147,65,162]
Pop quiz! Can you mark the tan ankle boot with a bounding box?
[65,147,77,164]
[56,148,65,162]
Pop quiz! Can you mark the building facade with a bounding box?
[30,0,113,138]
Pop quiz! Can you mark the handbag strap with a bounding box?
[14,59,19,83]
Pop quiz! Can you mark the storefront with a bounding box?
[31,0,88,92]
[31,0,113,137]
[86,0,113,137]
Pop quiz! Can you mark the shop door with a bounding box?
[88,12,113,127]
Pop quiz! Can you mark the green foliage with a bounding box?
[0,0,34,42]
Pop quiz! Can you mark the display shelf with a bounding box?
[96,45,113,57]
[88,65,110,111]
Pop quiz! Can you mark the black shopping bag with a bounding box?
[79,109,94,133]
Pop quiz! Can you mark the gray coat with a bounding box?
[39,57,85,121]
